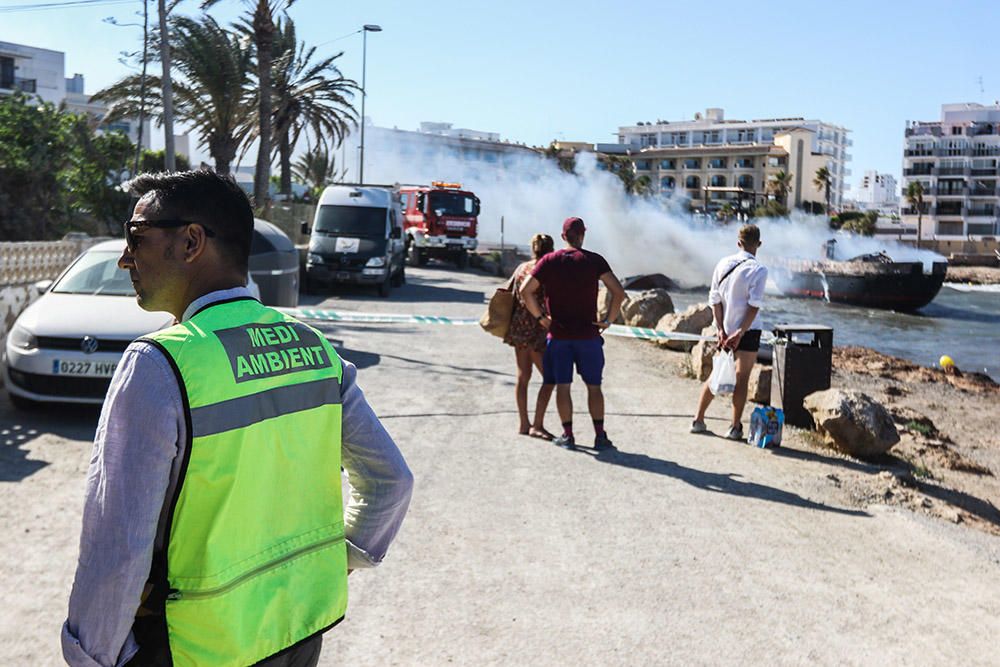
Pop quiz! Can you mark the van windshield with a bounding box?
[314,205,385,236]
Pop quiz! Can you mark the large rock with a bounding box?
[803,389,900,460]
[689,325,718,381]
[654,302,713,351]
[748,366,771,404]
[597,284,628,325]
[622,273,679,291]
[620,289,674,328]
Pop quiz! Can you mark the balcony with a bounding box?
[903,167,934,176]
[0,76,37,93]
[936,167,968,176]
[968,222,998,235]
[970,168,998,176]
[935,187,968,197]
[904,149,935,157]
[933,205,965,216]
[966,207,996,218]
[937,221,964,235]
[969,187,999,198]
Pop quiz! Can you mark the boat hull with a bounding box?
[771,260,948,311]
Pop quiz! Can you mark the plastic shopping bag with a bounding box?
[708,350,737,396]
[748,406,784,448]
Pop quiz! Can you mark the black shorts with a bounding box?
[736,329,762,352]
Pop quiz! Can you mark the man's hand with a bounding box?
[723,329,744,351]
[715,328,727,348]
[593,318,611,332]
[538,315,552,331]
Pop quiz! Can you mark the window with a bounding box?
[659,159,676,170]
[737,175,754,189]
[635,160,651,170]
[691,131,705,145]
[708,157,726,169]
[734,157,754,168]
[0,57,13,90]
[400,193,409,210]
[706,131,722,144]
[661,176,676,190]
[733,129,755,143]
[685,175,701,189]
[710,175,726,187]
[683,158,701,169]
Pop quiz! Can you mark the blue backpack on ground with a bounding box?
[748,406,784,448]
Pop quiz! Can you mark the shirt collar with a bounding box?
[181,286,255,322]
[737,250,755,260]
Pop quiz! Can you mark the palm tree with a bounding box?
[905,181,926,249]
[813,166,832,215]
[266,18,358,196]
[93,15,255,175]
[203,0,296,206]
[293,143,344,194]
[767,170,793,207]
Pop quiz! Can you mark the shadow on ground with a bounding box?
[299,265,486,306]
[0,398,99,482]
[575,445,870,517]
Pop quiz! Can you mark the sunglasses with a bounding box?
[124,219,216,251]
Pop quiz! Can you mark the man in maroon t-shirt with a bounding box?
[520,217,626,450]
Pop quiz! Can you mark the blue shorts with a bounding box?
[543,337,605,386]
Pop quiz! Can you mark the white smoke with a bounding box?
[361,137,945,286]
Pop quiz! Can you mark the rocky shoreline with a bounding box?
[945,265,1000,285]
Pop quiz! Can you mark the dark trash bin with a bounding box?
[770,325,833,428]
[250,218,300,307]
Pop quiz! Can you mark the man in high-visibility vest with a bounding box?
[62,170,413,666]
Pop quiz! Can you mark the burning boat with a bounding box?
[770,240,948,311]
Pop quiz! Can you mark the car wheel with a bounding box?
[391,265,404,287]
[8,392,37,411]
[377,275,391,298]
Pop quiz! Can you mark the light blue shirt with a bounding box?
[61,287,413,666]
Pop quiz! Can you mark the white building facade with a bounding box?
[855,170,899,209]
[618,107,852,207]
[901,103,1000,239]
[1,41,149,149]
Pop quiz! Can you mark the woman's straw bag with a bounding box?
[480,275,516,338]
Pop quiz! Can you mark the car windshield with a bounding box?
[314,205,386,237]
[52,250,135,296]
[429,192,475,217]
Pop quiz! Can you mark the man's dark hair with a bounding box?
[125,170,254,272]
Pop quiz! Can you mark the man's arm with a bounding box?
[722,265,767,349]
[708,263,726,346]
[62,345,181,667]
[519,275,550,330]
[597,271,626,329]
[339,360,414,570]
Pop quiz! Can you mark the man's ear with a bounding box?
[183,224,210,263]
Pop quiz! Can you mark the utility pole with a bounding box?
[134,0,149,176]
[158,0,175,171]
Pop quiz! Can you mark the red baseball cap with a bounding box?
[562,217,586,235]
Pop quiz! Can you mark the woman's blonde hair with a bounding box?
[531,233,554,260]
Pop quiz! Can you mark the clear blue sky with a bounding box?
[4,0,1000,191]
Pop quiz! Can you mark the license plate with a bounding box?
[447,243,463,249]
[336,272,351,281]
[52,359,118,377]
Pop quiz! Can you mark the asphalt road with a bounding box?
[2,262,999,666]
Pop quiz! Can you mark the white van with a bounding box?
[302,184,406,297]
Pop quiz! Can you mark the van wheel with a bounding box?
[391,265,405,287]
[377,275,391,298]
[406,243,421,267]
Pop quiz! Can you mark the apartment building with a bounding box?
[341,120,541,184]
[0,41,149,149]
[618,108,851,207]
[628,127,829,212]
[901,103,1000,239]
[854,170,899,211]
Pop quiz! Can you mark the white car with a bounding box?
[3,239,261,408]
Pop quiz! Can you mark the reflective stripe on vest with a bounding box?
[143,298,348,666]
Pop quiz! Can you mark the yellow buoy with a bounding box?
[939,355,955,369]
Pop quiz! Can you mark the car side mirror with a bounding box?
[300,221,310,235]
[33,279,53,295]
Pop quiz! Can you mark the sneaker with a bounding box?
[690,420,707,434]
[553,434,576,450]
[594,433,616,451]
[724,424,744,441]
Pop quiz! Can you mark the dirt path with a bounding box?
[2,265,998,665]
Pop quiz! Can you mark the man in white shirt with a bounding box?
[691,224,767,440]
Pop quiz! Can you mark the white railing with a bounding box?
[0,240,100,286]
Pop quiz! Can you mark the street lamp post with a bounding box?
[358,23,382,185]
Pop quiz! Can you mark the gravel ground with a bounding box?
[2,264,999,666]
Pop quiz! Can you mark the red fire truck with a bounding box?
[399,182,481,268]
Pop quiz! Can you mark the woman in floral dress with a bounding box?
[504,234,555,439]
